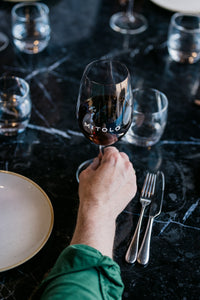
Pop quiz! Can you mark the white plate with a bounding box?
[0,171,54,272]
[150,0,200,13]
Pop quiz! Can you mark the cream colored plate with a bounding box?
[0,171,54,272]
[4,0,40,2]
[150,0,200,13]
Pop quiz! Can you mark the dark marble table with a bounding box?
[0,0,200,299]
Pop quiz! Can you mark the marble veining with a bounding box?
[27,124,71,140]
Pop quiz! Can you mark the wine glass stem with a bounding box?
[127,0,134,19]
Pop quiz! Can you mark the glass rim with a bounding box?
[170,12,200,33]
[132,87,168,115]
[0,76,30,102]
[11,2,49,21]
[83,59,130,86]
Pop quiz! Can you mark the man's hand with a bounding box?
[71,146,137,257]
[79,146,137,219]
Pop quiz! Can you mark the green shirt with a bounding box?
[34,244,124,299]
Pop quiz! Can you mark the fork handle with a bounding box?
[137,216,154,265]
[125,206,145,264]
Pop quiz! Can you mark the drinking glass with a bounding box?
[167,13,200,64]
[11,2,51,54]
[110,0,148,35]
[76,59,133,181]
[0,76,31,136]
[124,88,168,147]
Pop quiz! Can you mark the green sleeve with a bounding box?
[36,244,124,300]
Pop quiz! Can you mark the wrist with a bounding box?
[79,195,119,222]
[70,202,116,257]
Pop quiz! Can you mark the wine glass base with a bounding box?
[76,158,93,183]
[110,12,148,35]
[0,33,9,52]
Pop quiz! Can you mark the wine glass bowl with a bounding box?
[76,59,133,181]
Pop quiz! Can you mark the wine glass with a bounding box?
[76,59,133,181]
[110,0,148,35]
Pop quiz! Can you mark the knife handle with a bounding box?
[137,216,154,265]
[125,206,145,264]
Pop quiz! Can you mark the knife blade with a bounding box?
[137,171,165,265]
[148,171,164,217]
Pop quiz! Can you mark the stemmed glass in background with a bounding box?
[110,0,148,35]
[76,59,133,181]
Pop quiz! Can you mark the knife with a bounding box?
[137,171,165,265]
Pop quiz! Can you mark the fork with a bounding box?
[125,172,157,264]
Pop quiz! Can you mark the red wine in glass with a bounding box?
[76,59,133,181]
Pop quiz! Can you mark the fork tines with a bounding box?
[141,173,157,198]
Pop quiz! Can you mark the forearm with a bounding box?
[70,203,116,258]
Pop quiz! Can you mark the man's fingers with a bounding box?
[119,152,130,161]
[103,146,119,155]
[89,157,100,170]
[100,147,119,165]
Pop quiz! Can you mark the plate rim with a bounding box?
[0,170,54,272]
[150,0,200,13]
